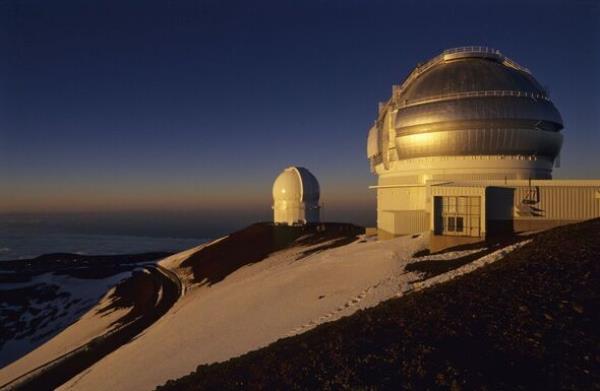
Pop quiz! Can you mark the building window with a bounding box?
[448,216,455,231]
[437,195,481,237]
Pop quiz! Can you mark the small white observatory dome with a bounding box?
[272,166,320,225]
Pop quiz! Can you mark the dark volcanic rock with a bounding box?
[180,223,363,286]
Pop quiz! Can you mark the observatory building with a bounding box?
[367,46,600,243]
[272,166,320,225]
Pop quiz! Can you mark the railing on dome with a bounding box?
[443,46,500,55]
[395,46,531,100]
[443,46,530,74]
[397,89,549,109]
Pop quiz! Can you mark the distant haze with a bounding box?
[0,202,376,240]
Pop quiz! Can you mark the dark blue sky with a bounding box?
[0,0,598,235]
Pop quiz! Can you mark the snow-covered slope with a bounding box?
[58,232,434,391]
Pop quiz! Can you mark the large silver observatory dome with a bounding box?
[368,46,564,180]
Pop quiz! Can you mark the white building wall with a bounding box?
[512,185,600,220]
[376,186,429,236]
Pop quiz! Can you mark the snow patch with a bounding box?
[413,247,485,261]
[410,240,531,291]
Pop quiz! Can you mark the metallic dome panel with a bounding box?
[394,128,563,160]
[395,96,563,132]
[399,58,544,103]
